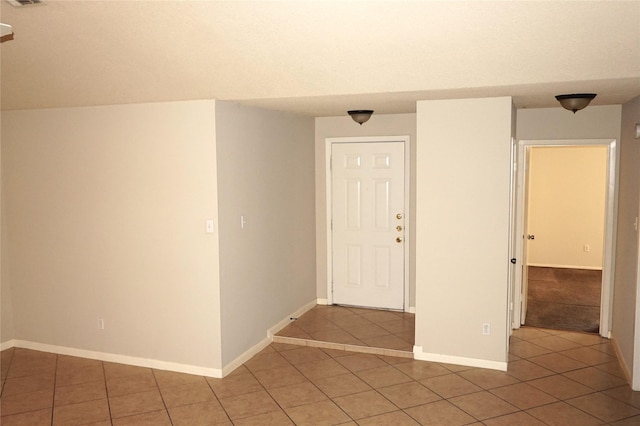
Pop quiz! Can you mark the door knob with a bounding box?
[396,225,403,232]
[527,234,535,240]
[396,237,403,243]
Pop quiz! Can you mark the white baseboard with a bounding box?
[527,263,603,271]
[316,298,329,306]
[1,339,16,351]
[222,299,319,377]
[413,346,507,371]
[611,336,633,388]
[9,340,223,378]
[407,306,416,314]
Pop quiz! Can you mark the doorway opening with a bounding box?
[513,139,617,338]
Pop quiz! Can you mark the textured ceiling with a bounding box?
[1,0,639,115]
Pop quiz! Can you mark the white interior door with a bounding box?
[521,148,532,324]
[331,141,405,310]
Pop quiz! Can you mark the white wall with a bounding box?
[613,96,640,388]
[315,114,416,307]
[215,102,316,366]
[527,146,608,269]
[415,97,513,368]
[1,101,222,371]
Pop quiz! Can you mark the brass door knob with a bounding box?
[396,237,403,243]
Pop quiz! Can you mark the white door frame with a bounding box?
[325,136,411,311]
[512,139,617,338]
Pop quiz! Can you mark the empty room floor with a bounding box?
[1,307,639,425]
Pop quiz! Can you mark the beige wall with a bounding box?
[415,97,513,365]
[613,96,640,388]
[527,146,608,269]
[1,117,14,345]
[315,114,417,308]
[216,102,316,366]
[517,105,623,140]
[1,101,222,369]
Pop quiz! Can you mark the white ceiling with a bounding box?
[1,0,639,116]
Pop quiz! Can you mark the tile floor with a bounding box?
[1,305,639,425]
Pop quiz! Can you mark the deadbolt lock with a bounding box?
[396,213,403,220]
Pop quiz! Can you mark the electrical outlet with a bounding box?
[482,322,490,335]
[97,318,105,330]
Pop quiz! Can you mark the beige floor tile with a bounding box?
[360,335,412,351]
[355,365,412,389]
[109,389,165,419]
[295,357,350,380]
[560,346,615,365]
[333,390,397,420]
[207,372,264,399]
[55,364,104,387]
[219,390,281,420]
[152,369,205,388]
[2,373,55,396]
[103,362,152,380]
[511,327,553,341]
[529,335,582,352]
[420,374,482,398]
[527,374,594,400]
[558,331,607,346]
[111,409,172,425]
[106,370,157,396]
[56,355,102,371]
[528,352,588,373]
[252,365,308,389]
[0,389,54,416]
[482,411,547,426]
[335,353,388,372]
[507,359,555,381]
[54,380,107,406]
[566,392,640,423]
[244,352,291,373]
[509,341,552,359]
[279,347,330,365]
[563,366,628,391]
[490,382,557,409]
[308,329,365,346]
[52,398,110,426]
[232,409,295,425]
[320,347,352,358]
[168,400,230,425]
[357,410,420,425]
[267,381,327,408]
[595,360,627,378]
[377,381,441,409]
[403,400,476,425]
[342,323,392,340]
[457,368,520,389]
[449,391,519,420]
[0,408,52,426]
[312,372,371,398]
[285,399,351,425]
[270,342,306,352]
[159,380,216,408]
[6,358,57,379]
[526,401,604,426]
[604,385,640,409]
[610,415,640,425]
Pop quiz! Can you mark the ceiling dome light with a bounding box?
[348,110,374,125]
[555,93,597,113]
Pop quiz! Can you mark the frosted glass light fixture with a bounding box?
[348,110,374,125]
[555,93,597,113]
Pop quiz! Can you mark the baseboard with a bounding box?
[10,340,223,378]
[527,263,603,271]
[267,299,318,338]
[222,299,319,377]
[407,306,416,314]
[316,298,329,306]
[0,339,16,351]
[413,346,507,371]
[610,336,633,387]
